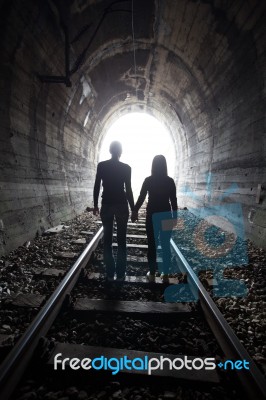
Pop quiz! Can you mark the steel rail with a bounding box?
[0,226,103,400]
[170,238,266,400]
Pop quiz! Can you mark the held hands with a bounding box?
[93,207,99,216]
[131,210,138,223]
[85,206,99,216]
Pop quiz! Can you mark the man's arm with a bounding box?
[125,166,134,211]
[93,163,102,215]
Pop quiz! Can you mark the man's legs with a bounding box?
[100,204,115,278]
[115,203,129,279]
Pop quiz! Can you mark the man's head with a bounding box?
[109,141,122,158]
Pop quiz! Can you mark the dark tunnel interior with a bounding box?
[0,0,265,255]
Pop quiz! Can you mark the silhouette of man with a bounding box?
[93,141,134,281]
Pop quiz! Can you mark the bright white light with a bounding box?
[99,113,175,199]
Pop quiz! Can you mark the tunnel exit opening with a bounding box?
[99,113,176,199]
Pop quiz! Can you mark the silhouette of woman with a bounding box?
[132,155,177,282]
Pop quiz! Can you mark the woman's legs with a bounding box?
[146,214,157,275]
[160,230,172,275]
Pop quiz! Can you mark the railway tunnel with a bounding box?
[0,0,265,256]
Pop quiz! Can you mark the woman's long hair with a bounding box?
[151,155,168,177]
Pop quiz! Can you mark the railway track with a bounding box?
[0,216,266,400]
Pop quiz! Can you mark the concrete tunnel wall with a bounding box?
[0,0,265,256]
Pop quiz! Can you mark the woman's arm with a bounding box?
[170,179,178,218]
[131,179,148,222]
[134,178,148,212]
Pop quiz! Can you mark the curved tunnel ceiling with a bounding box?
[67,3,260,112]
[63,0,265,167]
[0,0,265,254]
